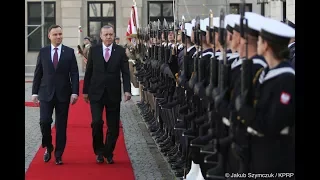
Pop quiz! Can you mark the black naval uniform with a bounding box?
[179,45,196,75]
[233,56,267,172]
[177,43,184,55]
[216,54,267,173]
[216,49,233,62]
[202,48,215,88]
[238,61,295,175]
[227,51,239,65]
[218,55,267,122]
[178,44,197,158]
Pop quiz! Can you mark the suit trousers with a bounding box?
[40,94,70,158]
[90,88,120,158]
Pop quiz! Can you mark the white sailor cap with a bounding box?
[233,15,241,33]
[185,23,192,37]
[213,17,220,32]
[225,14,239,33]
[224,14,232,32]
[191,19,196,27]
[242,12,266,37]
[226,14,239,28]
[224,15,231,28]
[200,18,209,32]
[260,17,295,45]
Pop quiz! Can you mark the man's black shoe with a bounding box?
[106,156,114,164]
[55,157,63,165]
[43,147,53,162]
[96,155,104,163]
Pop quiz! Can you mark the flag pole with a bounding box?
[173,0,175,27]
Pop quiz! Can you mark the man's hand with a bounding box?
[83,94,89,103]
[84,57,88,64]
[70,94,78,105]
[31,95,39,105]
[124,92,132,102]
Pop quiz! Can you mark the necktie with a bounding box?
[105,47,110,62]
[53,48,59,69]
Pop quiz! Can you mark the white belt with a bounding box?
[247,126,290,137]
[222,117,230,127]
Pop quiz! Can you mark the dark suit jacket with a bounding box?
[83,43,131,103]
[32,45,80,102]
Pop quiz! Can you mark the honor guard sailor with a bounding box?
[224,14,240,64]
[236,16,295,176]
[178,22,196,75]
[212,17,223,59]
[221,11,269,175]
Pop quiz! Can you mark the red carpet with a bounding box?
[25,80,134,180]
[25,102,39,107]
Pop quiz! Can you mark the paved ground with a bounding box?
[25,79,175,179]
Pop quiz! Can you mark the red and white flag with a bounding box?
[126,4,139,46]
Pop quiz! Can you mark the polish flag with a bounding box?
[126,4,139,46]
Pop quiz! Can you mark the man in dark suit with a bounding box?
[31,25,79,165]
[83,25,131,164]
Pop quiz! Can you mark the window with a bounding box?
[261,3,265,16]
[87,1,116,45]
[148,1,174,24]
[282,1,286,20]
[229,3,252,14]
[27,2,56,52]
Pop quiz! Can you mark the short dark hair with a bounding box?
[48,25,62,33]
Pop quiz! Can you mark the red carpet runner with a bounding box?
[25,80,135,180]
[25,102,39,107]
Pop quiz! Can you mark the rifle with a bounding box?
[183,16,201,179]
[207,8,232,178]
[193,16,206,98]
[188,16,201,91]
[206,10,218,102]
[177,16,187,87]
[205,11,219,151]
[234,0,252,176]
[240,0,252,107]
[163,18,169,64]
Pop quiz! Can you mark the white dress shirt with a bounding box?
[51,44,62,62]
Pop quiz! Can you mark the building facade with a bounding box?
[25,0,294,76]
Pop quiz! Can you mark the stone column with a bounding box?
[286,0,295,23]
[60,0,83,76]
[265,1,283,20]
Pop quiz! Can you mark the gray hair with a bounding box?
[101,25,114,31]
